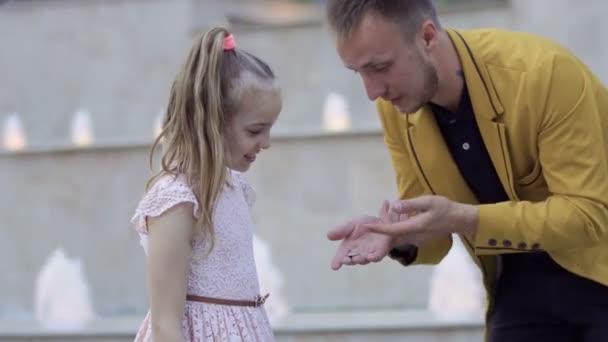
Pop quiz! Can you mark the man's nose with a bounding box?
[363,77,386,101]
[362,76,385,101]
[362,77,384,101]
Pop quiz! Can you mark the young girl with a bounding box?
[131,27,281,341]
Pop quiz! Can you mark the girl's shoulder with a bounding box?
[131,173,199,234]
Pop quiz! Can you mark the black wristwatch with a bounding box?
[388,244,419,266]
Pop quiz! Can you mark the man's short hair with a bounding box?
[326,0,441,42]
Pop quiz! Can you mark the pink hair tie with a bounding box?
[223,34,236,51]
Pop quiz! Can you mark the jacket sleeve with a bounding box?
[377,100,453,265]
[474,53,608,255]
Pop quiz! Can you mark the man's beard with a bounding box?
[406,55,439,114]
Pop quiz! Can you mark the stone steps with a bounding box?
[0,310,483,342]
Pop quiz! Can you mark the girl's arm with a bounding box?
[146,203,195,342]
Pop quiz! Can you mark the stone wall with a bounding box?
[0,131,435,318]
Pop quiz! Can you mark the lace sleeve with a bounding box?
[130,174,199,234]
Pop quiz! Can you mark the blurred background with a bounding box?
[1,0,607,341]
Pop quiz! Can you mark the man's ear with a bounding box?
[420,20,438,49]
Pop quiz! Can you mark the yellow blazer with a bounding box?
[379,28,608,317]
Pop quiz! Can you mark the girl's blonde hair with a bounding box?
[147,27,278,252]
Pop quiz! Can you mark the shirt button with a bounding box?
[462,142,471,150]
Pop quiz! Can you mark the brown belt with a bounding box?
[186,293,270,307]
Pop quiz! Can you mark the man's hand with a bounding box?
[327,201,395,270]
[352,196,478,241]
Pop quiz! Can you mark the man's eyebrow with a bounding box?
[347,59,388,71]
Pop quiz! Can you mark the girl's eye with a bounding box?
[374,65,388,72]
[248,130,262,135]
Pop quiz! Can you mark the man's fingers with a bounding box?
[361,222,405,236]
[392,196,434,214]
[379,200,391,223]
[351,254,367,264]
[331,244,353,270]
[367,250,385,262]
[341,255,353,266]
[340,253,369,266]
[350,223,368,240]
[362,215,426,236]
[350,201,391,240]
[331,254,344,270]
[389,209,399,223]
[327,222,355,241]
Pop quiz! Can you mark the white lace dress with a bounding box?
[131,170,274,341]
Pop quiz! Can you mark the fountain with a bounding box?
[2,113,27,151]
[253,235,289,325]
[135,230,288,324]
[427,235,486,320]
[70,109,94,147]
[322,92,351,132]
[34,248,96,331]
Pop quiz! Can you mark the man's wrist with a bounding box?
[453,202,479,240]
[390,235,411,250]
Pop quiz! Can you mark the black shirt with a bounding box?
[429,86,509,205]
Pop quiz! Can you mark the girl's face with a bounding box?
[225,88,282,172]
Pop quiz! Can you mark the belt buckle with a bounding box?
[255,293,270,307]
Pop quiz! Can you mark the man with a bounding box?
[325,1,608,341]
